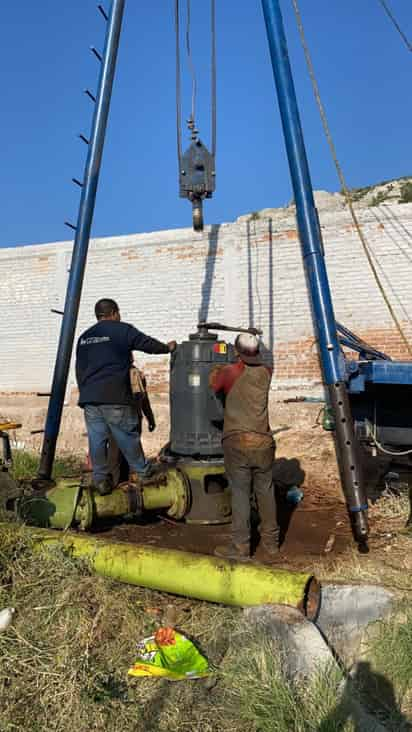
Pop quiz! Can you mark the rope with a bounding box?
[378,0,412,53]
[291,0,412,357]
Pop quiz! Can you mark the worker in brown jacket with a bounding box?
[210,333,279,561]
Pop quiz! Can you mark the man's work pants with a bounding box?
[223,438,278,547]
[84,404,147,484]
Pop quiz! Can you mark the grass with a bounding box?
[369,189,391,207]
[1,491,412,730]
[366,607,412,724]
[221,630,352,732]
[371,492,410,521]
[221,612,412,731]
[10,450,83,481]
[344,177,412,205]
[0,524,358,732]
[399,181,412,204]
[0,523,240,732]
[348,184,373,202]
[2,523,411,732]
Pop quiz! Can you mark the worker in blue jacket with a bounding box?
[75,298,176,495]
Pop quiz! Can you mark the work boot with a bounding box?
[94,477,113,496]
[130,464,155,484]
[214,542,250,561]
[260,532,281,560]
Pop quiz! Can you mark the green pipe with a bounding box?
[17,469,190,531]
[3,523,320,618]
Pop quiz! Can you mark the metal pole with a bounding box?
[261,0,368,547]
[38,0,126,480]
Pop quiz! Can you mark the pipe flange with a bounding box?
[126,481,143,517]
[166,468,191,520]
[77,486,95,531]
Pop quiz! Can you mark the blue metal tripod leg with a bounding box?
[261,0,368,547]
[38,0,126,480]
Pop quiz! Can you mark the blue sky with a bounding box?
[0,0,410,248]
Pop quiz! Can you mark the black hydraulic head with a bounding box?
[179,140,215,232]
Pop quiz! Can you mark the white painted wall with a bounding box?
[1,202,411,392]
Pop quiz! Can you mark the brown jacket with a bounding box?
[210,360,273,446]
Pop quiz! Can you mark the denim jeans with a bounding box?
[84,404,147,483]
[223,438,279,547]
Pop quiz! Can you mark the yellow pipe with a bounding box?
[18,469,189,530]
[1,523,320,618]
[91,478,181,515]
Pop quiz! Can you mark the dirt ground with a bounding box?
[109,395,359,566]
[2,397,412,732]
[2,391,404,568]
[98,487,350,566]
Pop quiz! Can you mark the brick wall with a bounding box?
[1,202,412,395]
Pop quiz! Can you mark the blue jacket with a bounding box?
[75,320,169,406]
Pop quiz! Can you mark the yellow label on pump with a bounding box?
[213,343,227,354]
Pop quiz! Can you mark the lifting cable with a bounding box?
[291,0,412,357]
[174,0,217,230]
[185,0,197,132]
[175,0,184,172]
[175,0,216,154]
[378,0,412,54]
[175,0,217,155]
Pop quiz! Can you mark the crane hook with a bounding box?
[191,197,204,231]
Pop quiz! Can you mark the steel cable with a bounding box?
[378,0,412,53]
[174,0,216,157]
[175,0,183,164]
[185,0,197,126]
[211,0,216,156]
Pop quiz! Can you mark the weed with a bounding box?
[367,606,412,718]
[10,450,82,480]
[373,493,409,521]
[399,182,412,204]
[221,627,352,731]
[348,185,373,203]
[1,493,412,730]
[369,189,390,207]
[0,524,239,732]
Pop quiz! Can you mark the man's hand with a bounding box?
[168,340,177,353]
[148,419,156,432]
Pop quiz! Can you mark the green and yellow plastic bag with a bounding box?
[128,626,210,681]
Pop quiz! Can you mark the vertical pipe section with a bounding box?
[261,0,368,547]
[38,0,126,480]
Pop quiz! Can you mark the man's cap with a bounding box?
[235,333,262,365]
